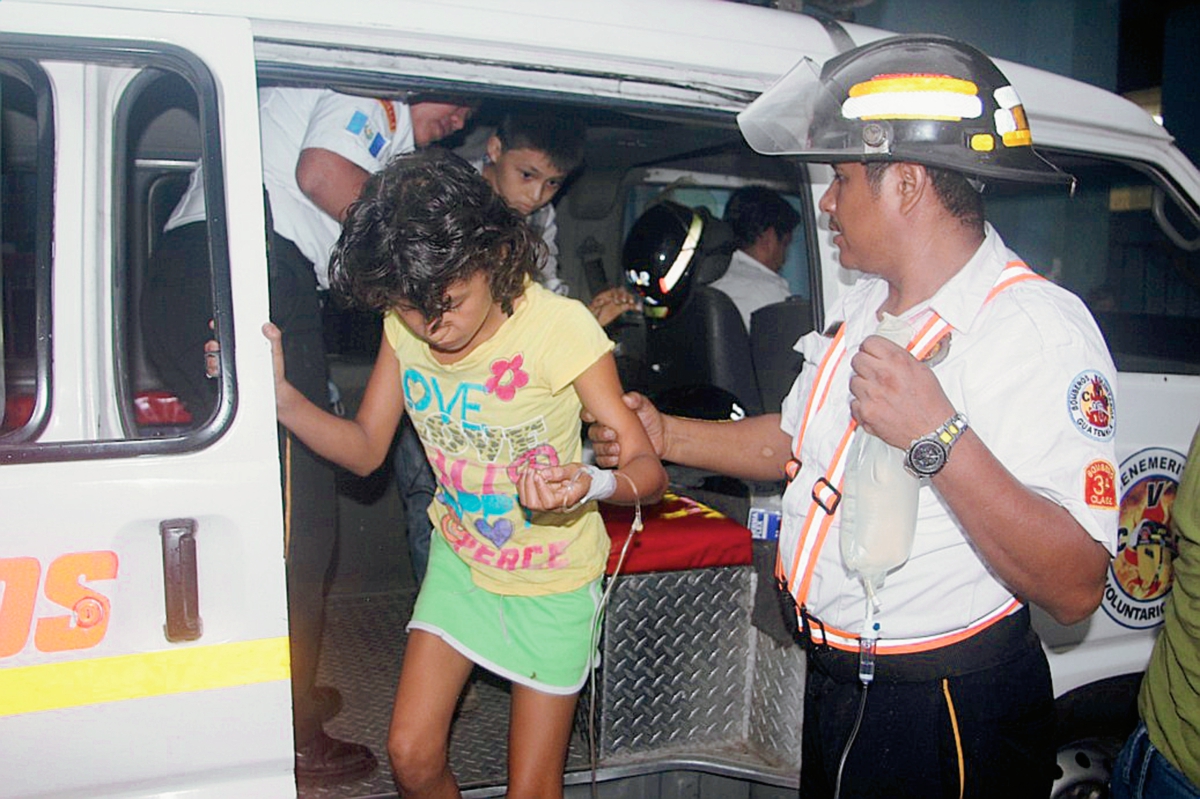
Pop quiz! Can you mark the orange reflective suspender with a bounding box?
[780,261,1043,654]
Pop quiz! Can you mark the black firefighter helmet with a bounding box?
[623,200,724,319]
[737,34,1073,188]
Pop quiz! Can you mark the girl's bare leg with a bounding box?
[388,630,473,798]
[506,683,580,799]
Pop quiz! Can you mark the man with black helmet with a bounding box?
[589,35,1118,798]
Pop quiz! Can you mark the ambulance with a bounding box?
[1,1,1197,797]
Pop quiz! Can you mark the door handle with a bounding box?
[159,518,203,641]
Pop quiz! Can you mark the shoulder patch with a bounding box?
[377,99,398,133]
[344,109,388,158]
[1102,447,1186,629]
[1066,371,1114,440]
[1084,459,1117,509]
[345,109,368,135]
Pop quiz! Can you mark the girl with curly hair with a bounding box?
[264,148,666,798]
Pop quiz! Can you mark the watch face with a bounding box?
[909,439,947,475]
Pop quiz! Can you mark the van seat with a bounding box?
[750,297,813,414]
[134,389,193,426]
[601,491,751,575]
[2,392,34,432]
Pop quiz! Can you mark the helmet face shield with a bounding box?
[737,56,830,157]
[738,35,1074,187]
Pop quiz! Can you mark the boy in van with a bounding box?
[476,109,640,325]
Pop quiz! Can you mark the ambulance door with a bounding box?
[967,151,1200,697]
[0,5,295,797]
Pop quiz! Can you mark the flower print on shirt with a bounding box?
[486,354,529,402]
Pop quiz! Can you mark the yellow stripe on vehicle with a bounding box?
[0,636,290,717]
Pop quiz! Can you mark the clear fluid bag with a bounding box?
[839,313,921,599]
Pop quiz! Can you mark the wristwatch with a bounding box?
[904,412,969,478]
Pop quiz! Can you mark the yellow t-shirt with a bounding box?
[384,281,615,596]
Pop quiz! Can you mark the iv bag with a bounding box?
[839,313,921,595]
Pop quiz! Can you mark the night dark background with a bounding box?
[733,0,1195,93]
[1118,0,1196,94]
[733,0,1200,165]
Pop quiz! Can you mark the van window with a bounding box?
[0,60,52,442]
[0,41,230,462]
[118,66,216,440]
[987,153,1200,375]
[626,177,811,300]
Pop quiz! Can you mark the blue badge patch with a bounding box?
[369,133,386,158]
[1066,370,1115,440]
[345,110,368,135]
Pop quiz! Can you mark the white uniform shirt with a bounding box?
[778,225,1119,641]
[709,248,791,329]
[528,203,565,295]
[167,88,415,289]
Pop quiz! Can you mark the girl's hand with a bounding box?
[516,463,591,512]
[262,322,288,391]
[204,319,220,379]
[262,321,305,419]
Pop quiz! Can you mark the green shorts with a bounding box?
[407,531,603,695]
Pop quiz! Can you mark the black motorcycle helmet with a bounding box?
[623,201,716,319]
[737,34,1073,188]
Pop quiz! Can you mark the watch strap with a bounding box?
[935,412,969,448]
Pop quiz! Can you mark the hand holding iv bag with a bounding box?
[840,313,921,604]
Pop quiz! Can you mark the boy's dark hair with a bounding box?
[494,109,587,173]
[330,149,539,319]
[723,185,801,249]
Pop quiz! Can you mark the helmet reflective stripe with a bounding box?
[658,211,704,295]
[993,85,1033,147]
[844,74,982,122]
[623,200,723,319]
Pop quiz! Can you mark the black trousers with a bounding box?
[799,609,1057,799]
[142,222,218,422]
[142,220,336,749]
[267,229,338,748]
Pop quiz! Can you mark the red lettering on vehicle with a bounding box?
[0,558,40,658]
[0,551,118,659]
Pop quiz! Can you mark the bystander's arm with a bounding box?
[295,147,370,221]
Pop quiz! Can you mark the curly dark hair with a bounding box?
[329,149,540,321]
